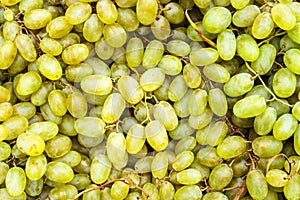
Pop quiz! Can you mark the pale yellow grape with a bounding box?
[25,154,47,180]
[23,9,52,30]
[37,54,62,80]
[5,167,26,197]
[145,120,169,151]
[16,132,45,156]
[65,2,92,25]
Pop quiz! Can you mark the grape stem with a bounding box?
[244,62,293,108]
[185,9,216,48]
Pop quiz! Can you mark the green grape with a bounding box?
[46,16,73,39]
[271,3,296,30]
[111,63,130,78]
[15,33,37,62]
[0,125,8,141]
[164,2,185,24]
[54,150,81,168]
[177,168,202,185]
[0,188,26,200]
[5,167,26,197]
[187,22,217,42]
[175,136,196,154]
[252,12,274,39]
[0,162,9,184]
[12,102,36,119]
[230,0,249,9]
[206,121,228,146]
[48,90,67,116]
[208,88,228,116]
[268,99,290,117]
[294,125,300,156]
[117,8,139,32]
[15,71,41,96]
[31,81,53,106]
[284,155,300,174]
[48,184,78,200]
[288,2,300,22]
[101,93,126,123]
[90,155,111,184]
[168,75,188,102]
[143,40,164,69]
[266,169,289,188]
[3,115,28,140]
[65,2,91,25]
[94,37,114,60]
[159,181,175,200]
[273,68,296,98]
[190,47,219,66]
[118,75,144,104]
[195,125,210,145]
[169,119,195,140]
[82,14,103,42]
[202,7,231,34]
[0,86,11,103]
[172,150,194,171]
[197,147,222,168]
[85,57,111,76]
[167,40,190,57]
[174,185,202,200]
[193,0,211,8]
[188,89,207,116]
[107,132,127,166]
[67,92,88,118]
[232,5,260,28]
[217,136,246,159]
[40,103,62,125]
[110,180,129,200]
[140,68,165,92]
[216,29,236,61]
[0,141,11,161]
[273,113,297,141]
[203,63,230,83]
[141,183,159,200]
[45,134,72,158]
[78,134,104,148]
[27,121,58,141]
[8,53,28,75]
[37,54,62,80]
[145,120,169,151]
[151,15,171,41]
[82,184,101,200]
[59,114,77,137]
[58,32,80,49]
[80,75,112,96]
[0,40,17,70]
[233,95,266,118]
[19,0,43,13]
[96,0,118,24]
[23,9,52,30]
[153,101,178,131]
[135,156,153,173]
[1,0,21,6]
[254,107,277,136]
[288,22,300,44]
[16,132,45,156]
[252,136,283,157]
[62,43,89,65]
[103,23,127,48]
[40,37,63,56]
[136,0,158,25]
[251,44,276,75]
[279,35,300,52]
[133,102,152,122]
[3,21,20,41]
[25,154,47,180]
[151,151,168,178]
[232,159,249,178]
[236,34,260,62]
[45,161,74,183]
[126,37,144,68]
[203,192,228,200]
[182,64,202,89]
[284,49,300,75]
[69,174,91,191]
[25,178,43,197]
[158,55,182,76]
[283,173,300,199]
[246,170,268,200]
[188,107,213,129]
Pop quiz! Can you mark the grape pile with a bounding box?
[0,0,300,199]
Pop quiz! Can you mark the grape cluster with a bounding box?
[0,0,300,199]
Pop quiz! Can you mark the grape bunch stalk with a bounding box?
[0,0,300,199]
